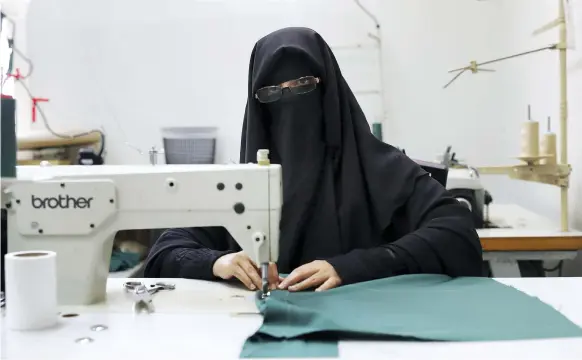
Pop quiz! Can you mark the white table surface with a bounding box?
[477,204,582,238]
[2,277,582,360]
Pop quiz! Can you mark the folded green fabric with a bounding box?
[241,274,582,358]
[109,250,141,272]
[241,335,338,358]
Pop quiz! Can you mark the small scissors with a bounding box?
[131,284,155,313]
[123,281,176,294]
[123,281,176,314]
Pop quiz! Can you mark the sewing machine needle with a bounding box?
[260,263,269,298]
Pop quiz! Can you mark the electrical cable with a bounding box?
[8,45,33,78]
[0,12,105,157]
[15,78,106,156]
[543,260,564,275]
[354,0,380,29]
[0,11,32,89]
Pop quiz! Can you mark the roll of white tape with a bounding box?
[5,250,58,331]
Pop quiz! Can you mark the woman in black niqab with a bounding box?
[143,27,483,289]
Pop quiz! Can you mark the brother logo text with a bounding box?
[31,195,94,209]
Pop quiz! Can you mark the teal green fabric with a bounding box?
[371,122,383,141]
[241,274,582,358]
[241,336,338,358]
[109,250,140,272]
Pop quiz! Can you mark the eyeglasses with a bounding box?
[255,76,321,103]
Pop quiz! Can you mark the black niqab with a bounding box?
[240,27,426,273]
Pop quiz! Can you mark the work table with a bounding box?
[478,203,582,249]
[2,277,582,359]
[474,204,582,277]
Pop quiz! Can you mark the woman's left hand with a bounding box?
[278,260,342,292]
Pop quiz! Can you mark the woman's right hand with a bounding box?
[212,251,279,291]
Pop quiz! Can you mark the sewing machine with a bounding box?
[2,159,282,305]
[438,146,487,228]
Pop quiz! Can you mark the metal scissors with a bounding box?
[123,281,175,295]
[131,284,155,313]
[123,281,176,314]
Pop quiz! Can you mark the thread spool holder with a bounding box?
[445,0,572,231]
[125,143,165,165]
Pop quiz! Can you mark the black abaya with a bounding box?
[144,27,483,284]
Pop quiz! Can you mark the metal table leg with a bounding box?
[488,260,522,277]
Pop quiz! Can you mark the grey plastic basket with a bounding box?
[162,127,217,164]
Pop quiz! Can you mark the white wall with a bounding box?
[16,0,389,164]
[16,0,506,163]
[11,0,582,272]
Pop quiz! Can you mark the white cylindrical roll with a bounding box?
[520,121,540,158]
[540,133,557,165]
[5,251,58,331]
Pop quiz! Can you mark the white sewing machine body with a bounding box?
[4,164,282,306]
[446,167,486,228]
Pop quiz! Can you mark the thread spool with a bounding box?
[257,149,270,166]
[520,121,539,157]
[540,116,557,165]
[5,251,58,331]
[520,106,540,158]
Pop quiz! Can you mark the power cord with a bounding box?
[543,260,564,277]
[0,12,105,157]
[15,77,106,157]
